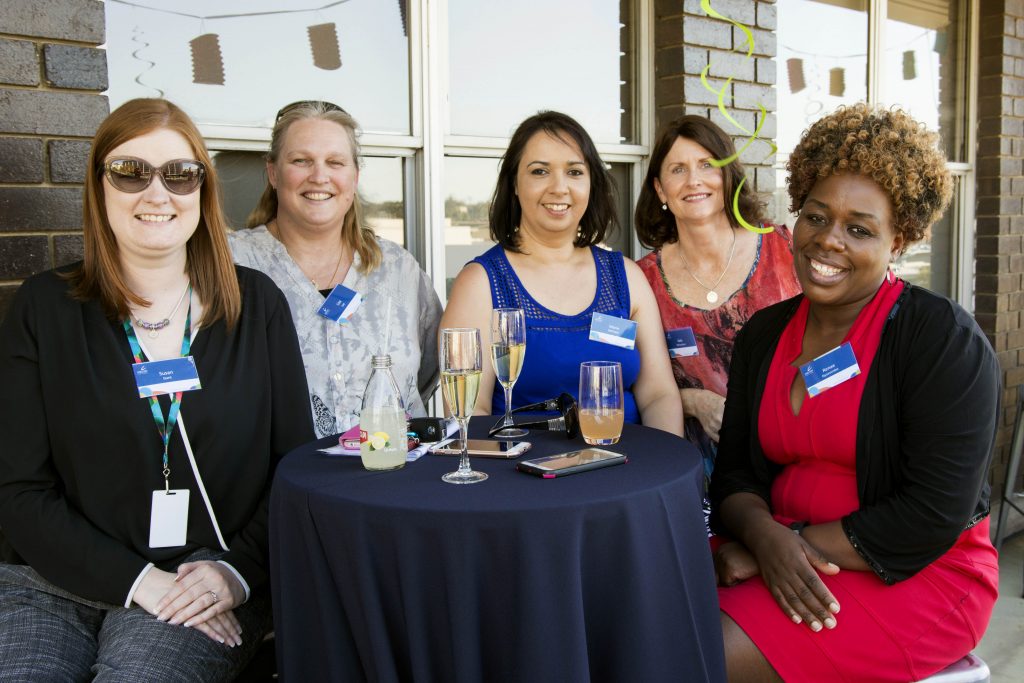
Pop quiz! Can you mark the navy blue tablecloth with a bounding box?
[270,419,725,683]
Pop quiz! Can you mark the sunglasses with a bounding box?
[275,100,348,123]
[487,393,580,439]
[103,158,206,195]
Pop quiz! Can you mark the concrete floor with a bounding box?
[975,531,1024,683]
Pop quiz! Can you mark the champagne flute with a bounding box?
[490,307,528,438]
[440,328,488,484]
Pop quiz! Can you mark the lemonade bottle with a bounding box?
[359,354,407,470]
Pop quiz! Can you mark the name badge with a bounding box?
[149,489,189,548]
[800,342,860,397]
[317,284,362,323]
[589,312,637,350]
[132,357,201,398]
[666,327,699,358]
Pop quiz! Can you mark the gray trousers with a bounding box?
[0,554,272,683]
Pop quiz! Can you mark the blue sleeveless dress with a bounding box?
[471,245,641,424]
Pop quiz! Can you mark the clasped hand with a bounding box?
[718,523,842,633]
[133,560,245,646]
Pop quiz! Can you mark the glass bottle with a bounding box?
[359,354,407,471]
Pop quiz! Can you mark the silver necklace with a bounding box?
[676,228,737,304]
[131,281,191,339]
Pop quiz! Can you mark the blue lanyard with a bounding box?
[122,290,192,491]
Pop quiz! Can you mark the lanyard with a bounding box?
[122,290,192,492]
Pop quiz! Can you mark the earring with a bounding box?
[886,260,897,284]
[661,203,668,211]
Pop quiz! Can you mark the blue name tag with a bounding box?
[317,284,362,323]
[589,312,638,350]
[665,327,699,358]
[132,356,202,398]
[800,342,860,397]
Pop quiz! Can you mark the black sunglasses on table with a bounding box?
[487,393,580,439]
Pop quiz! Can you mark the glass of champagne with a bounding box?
[578,361,624,445]
[440,328,488,484]
[490,307,528,438]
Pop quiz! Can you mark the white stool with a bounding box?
[915,653,991,683]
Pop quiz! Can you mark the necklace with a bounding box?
[270,220,346,290]
[131,281,191,339]
[309,242,346,290]
[676,228,737,304]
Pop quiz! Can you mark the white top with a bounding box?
[229,226,443,437]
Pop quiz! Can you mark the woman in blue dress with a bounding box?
[441,111,682,435]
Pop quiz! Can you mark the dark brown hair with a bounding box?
[635,115,764,249]
[71,98,240,327]
[489,111,618,250]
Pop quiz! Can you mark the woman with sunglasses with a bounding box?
[0,98,313,680]
[230,101,442,438]
[441,111,682,435]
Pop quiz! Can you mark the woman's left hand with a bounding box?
[750,524,841,632]
[155,560,246,629]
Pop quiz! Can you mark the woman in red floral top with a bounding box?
[635,117,800,485]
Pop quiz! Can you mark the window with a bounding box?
[105,0,650,305]
[774,0,975,304]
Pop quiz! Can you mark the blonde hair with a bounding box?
[70,98,240,327]
[246,101,381,274]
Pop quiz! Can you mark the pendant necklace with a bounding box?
[677,228,736,305]
[131,280,191,339]
[309,242,346,291]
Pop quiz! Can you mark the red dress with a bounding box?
[717,279,999,682]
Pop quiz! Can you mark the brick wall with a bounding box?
[0,0,108,323]
[653,0,778,196]
[976,0,1024,500]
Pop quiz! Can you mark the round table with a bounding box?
[269,419,725,683]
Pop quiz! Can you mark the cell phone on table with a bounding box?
[516,447,627,478]
[430,439,531,459]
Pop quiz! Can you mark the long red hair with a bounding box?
[69,98,240,328]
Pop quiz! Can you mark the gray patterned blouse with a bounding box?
[229,226,442,437]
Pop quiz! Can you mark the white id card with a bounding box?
[149,489,189,548]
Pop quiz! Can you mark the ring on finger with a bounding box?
[208,590,219,604]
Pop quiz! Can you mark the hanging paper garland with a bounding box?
[190,33,225,85]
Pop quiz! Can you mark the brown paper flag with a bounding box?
[308,23,342,70]
[190,34,225,85]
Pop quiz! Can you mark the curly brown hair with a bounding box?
[786,103,952,249]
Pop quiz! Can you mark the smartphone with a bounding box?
[516,447,627,478]
[430,439,532,459]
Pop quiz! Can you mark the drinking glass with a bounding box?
[578,361,624,445]
[440,328,488,484]
[489,307,528,438]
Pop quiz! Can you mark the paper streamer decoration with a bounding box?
[698,0,776,235]
[190,34,225,85]
[308,23,342,70]
[787,58,806,93]
[829,67,845,97]
[903,50,916,80]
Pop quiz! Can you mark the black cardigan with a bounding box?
[709,284,1000,584]
[0,265,314,604]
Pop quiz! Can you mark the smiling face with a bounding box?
[267,117,358,233]
[103,127,202,264]
[793,173,905,311]
[653,136,726,226]
[514,131,590,240]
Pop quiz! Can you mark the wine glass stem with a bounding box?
[502,384,515,427]
[457,417,472,474]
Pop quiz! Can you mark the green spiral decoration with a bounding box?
[699,0,776,234]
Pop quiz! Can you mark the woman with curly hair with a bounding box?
[635,117,800,486]
[709,103,999,682]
